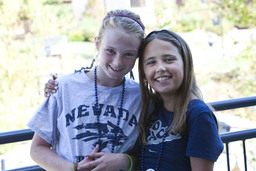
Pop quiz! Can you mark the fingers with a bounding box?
[78,160,99,170]
[86,152,104,159]
[44,91,51,98]
[44,81,54,98]
[91,144,99,154]
[85,144,100,161]
[44,74,59,98]
[78,146,102,170]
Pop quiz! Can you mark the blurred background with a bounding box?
[0,0,255,170]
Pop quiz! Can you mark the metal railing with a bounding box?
[0,96,256,171]
[220,128,256,171]
[209,96,256,171]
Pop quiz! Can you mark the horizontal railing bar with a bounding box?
[220,128,256,143]
[5,165,45,171]
[0,96,256,145]
[1,128,255,145]
[0,129,34,145]
[209,96,256,111]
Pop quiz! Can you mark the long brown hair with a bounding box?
[138,29,203,144]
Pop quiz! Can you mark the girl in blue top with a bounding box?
[137,29,224,171]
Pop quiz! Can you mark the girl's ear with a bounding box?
[95,37,100,51]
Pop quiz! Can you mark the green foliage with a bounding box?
[155,0,215,32]
[0,37,47,132]
[154,0,255,34]
[0,0,89,140]
[214,45,256,97]
[231,46,256,96]
[43,0,62,5]
[222,0,256,28]
[209,45,256,121]
[67,18,99,42]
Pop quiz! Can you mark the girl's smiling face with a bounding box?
[96,28,141,85]
[143,38,184,97]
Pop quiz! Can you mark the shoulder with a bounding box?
[125,78,140,91]
[56,72,86,85]
[187,99,214,120]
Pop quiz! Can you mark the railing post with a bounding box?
[1,159,5,171]
[243,140,247,171]
[225,143,230,171]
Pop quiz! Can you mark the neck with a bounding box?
[87,66,124,87]
[161,94,175,112]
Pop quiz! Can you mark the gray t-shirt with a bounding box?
[27,71,142,162]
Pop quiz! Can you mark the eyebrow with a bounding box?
[144,54,174,60]
[125,50,138,53]
[144,56,155,62]
[163,54,176,58]
[105,46,137,52]
[144,56,154,60]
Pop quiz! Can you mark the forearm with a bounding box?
[30,134,73,171]
[30,144,73,171]
[190,157,214,171]
[120,153,136,171]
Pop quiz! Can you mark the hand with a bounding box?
[78,152,129,171]
[77,144,99,171]
[44,74,58,97]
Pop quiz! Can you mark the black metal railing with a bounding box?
[220,128,256,171]
[0,96,256,171]
[209,96,256,171]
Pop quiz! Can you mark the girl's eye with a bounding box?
[125,53,132,56]
[165,58,174,62]
[125,52,136,58]
[106,49,115,54]
[145,60,155,65]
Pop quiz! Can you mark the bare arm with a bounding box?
[30,133,73,171]
[190,157,214,171]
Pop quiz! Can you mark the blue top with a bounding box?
[138,99,224,171]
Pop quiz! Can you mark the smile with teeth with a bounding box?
[110,65,122,71]
[155,75,172,82]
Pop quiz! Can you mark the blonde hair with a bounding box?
[138,29,203,144]
[97,9,145,47]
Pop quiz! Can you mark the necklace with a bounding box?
[94,67,126,152]
[141,114,172,171]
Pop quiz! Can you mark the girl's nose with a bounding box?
[113,54,123,66]
[156,64,166,73]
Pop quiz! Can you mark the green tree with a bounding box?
[221,0,256,28]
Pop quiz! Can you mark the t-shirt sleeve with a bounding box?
[27,96,58,144]
[185,106,224,162]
